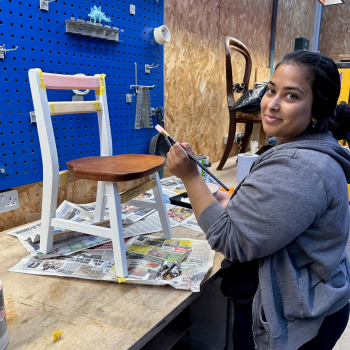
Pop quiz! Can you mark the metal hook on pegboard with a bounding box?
[0,45,18,59]
[130,63,155,94]
[40,0,56,11]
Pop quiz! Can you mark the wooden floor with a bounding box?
[211,156,350,350]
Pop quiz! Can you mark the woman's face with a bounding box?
[261,63,314,145]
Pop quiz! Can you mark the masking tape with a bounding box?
[49,102,55,114]
[112,265,129,283]
[93,101,101,111]
[59,170,67,187]
[38,68,46,91]
[96,73,106,96]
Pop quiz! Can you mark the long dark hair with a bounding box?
[276,51,350,144]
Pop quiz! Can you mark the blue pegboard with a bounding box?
[0,0,164,191]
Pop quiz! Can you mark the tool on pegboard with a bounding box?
[135,87,153,129]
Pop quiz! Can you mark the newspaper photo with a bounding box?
[9,235,215,292]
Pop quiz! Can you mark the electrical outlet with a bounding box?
[0,189,19,213]
[223,133,244,145]
[129,4,136,15]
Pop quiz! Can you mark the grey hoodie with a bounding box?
[198,132,350,350]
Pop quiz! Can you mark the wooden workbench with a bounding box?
[0,225,223,349]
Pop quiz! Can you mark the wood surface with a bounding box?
[274,0,316,64]
[66,155,166,182]
[43,73,101,90]
[1,225,223,350]
[49,101,101,115]
[319,2,350,61]
[164,0,273,168]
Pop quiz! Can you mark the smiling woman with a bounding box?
[166,50,350,350]
[261,64,314,144]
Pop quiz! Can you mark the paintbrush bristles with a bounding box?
[155,124,170,138]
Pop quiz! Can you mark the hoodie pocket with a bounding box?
[256,304,270,335]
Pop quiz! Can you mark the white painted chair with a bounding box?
[28,69,172,277]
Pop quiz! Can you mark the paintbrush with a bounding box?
[154,124,229,191]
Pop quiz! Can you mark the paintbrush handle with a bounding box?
[180,146,230,191]
[165,135,229,191]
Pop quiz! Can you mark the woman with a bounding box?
[166,51,350,350]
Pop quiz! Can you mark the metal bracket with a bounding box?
[131,62,155,93]
[145,63,159,74]
[150,108,156,117]
[29,112,36,124]
[65,17,120,42]
[0,45,18,59]
[40,0,56,11]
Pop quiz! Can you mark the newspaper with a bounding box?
[6,200,96,242]
[20,234,111,258]
[76,201,156,225]
[160,175,187,192]
[123,204,185,237]
[180,215,202,232]
[6,199,159,243]
[9,235,215,292]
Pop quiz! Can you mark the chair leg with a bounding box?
[105,181,128,278]
[150,172,172,239]
[40,178,59,254]
[239,123,253,154]
[94,181,106,222]
[217,111,237,171]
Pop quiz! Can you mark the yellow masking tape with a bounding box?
[38,68,46,91]
[93,101,101,111]
[59,170,67,187]
[112,265,129,283]
[49,102,55,114]
[96,73,106,96]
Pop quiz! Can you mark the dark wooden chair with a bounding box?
[216,37,262,170]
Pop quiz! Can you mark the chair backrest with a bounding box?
[28,69,112,180]
[225,37,252,109]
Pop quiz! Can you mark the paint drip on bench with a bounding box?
[0,281,8,350]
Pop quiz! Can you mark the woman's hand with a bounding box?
[166,141,219,219]
[166,142,200,182]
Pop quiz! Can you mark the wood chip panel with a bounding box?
[319,2,350,60]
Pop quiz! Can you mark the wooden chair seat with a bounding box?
[236,111,261,123]
[67,155,165,182]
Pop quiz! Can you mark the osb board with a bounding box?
[164,0,272,169]
[0,176,149,232]
[274,0,317,65]
[319,2,350,60]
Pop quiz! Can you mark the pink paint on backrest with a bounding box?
[43,73,101,90]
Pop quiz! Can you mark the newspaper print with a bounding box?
[20,234,111,258]
[160,175,187,192]
[9,236,215,292]
[6,200,95,242]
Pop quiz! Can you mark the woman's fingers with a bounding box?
[179,141,195,155]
